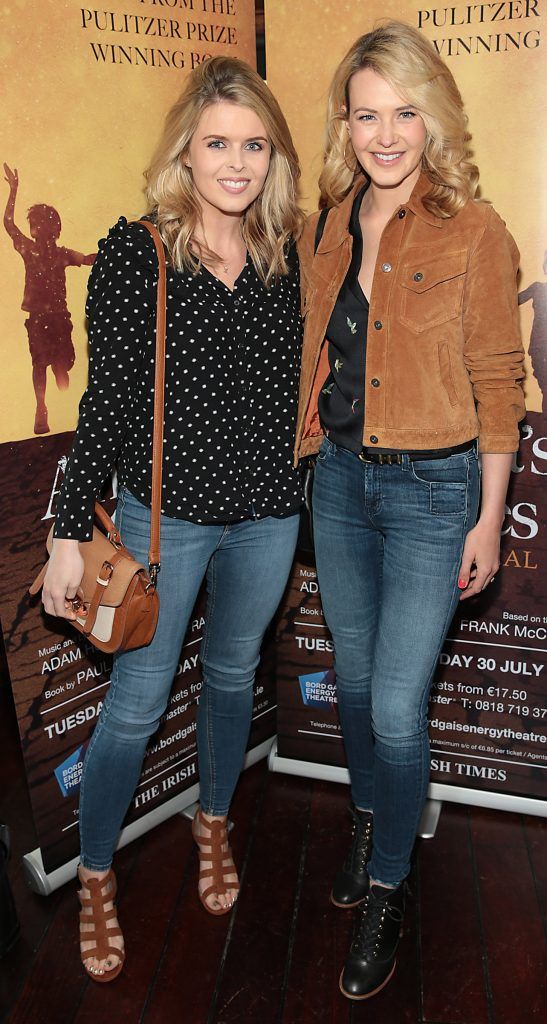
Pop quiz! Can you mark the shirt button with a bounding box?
[413,271,424,282]
[371,378,380,388]
[374,320,383,330]
[381,263,392,273]
[369,435,378,444]
[398,209,406,219]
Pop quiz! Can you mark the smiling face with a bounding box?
[184,100,272,221]
[346,67,427,198]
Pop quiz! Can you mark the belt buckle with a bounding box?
[358,451,373,464]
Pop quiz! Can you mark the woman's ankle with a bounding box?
[78,863,111,884]
[199,809,228,824]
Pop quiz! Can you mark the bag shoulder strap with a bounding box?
[133,219,167,584]
[314,206,329,254]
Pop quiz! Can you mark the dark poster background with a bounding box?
[276,415,547,804]
[0,434,277,874]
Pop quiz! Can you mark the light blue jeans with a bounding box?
[313,438,480,886]
[79,487,299,871]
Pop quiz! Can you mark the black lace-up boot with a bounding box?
[339,880,406,999]
[330,805,373,908]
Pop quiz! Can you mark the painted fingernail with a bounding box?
[458,578,467,589]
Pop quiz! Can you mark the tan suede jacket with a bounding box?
[295,173,525,463]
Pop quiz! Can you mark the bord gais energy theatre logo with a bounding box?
[53,742,88,798]
[298,669,337,709]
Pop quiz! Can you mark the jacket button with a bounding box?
[374,320,383,330]
[369,435,378,444]
[398,209,406,219]
[413,271,424,282]
[371,378,380,387]
[381,263,392,273]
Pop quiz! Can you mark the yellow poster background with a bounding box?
[1,0,256,441]
[265,0,546,411]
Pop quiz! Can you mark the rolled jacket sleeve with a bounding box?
[462,204,525,453]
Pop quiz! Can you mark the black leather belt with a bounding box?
[357,440,475,465]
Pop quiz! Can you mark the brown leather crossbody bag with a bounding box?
[29,220,166,654]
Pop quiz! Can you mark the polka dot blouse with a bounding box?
[54,218,303,541]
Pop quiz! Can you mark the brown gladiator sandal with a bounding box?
[192,809,240,916]
[77,867,125,982]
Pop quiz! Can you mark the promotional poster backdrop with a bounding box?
[2,0,257,443]
[265,0,545,414]
[0,433,277,874]
[1,1,546,880]
[276,424,547,801]
[267,0,547,805]
[0,2,273,875]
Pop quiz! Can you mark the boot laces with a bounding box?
[351,890,404,960]
[344,810,372,873]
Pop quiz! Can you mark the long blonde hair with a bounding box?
[145,56,303,284]
[319,21,479,216]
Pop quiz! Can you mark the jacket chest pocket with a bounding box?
[398,250,467,334]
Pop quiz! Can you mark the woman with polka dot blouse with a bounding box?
[41,57,304,982]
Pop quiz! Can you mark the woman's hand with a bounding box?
[458,451,512,601]
[42,539,85,620]
[457,519,500,600]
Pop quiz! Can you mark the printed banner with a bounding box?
[3,0,256,443]
[429,421,547,797]
[276,425,547,800]
[0,434,276,874]
[0,1,267,876]
[267,0,547,805]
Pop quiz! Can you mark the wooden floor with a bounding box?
[1,684,546,1024]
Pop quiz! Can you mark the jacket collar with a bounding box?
[317,178,365,252]
[407,173,443,229]
[318,171,443,248]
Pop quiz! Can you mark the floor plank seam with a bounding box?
[138,823,196,1023]
[521,814,547,946]
[275,789,312,1024]
[1,887,63,1022]
[415,846,425,1024]
[467,810,495,1024]
[206,778,267,1024]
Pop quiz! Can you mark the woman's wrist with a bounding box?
[476,506,505,531]
[51,537,81,550]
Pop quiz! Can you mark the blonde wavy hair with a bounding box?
[145,56,303,284]
[319,21,479,217]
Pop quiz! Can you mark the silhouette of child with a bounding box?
[3,164,95,434]
[519,250,546,411]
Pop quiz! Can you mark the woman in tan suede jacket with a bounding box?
[296,22,525,1002]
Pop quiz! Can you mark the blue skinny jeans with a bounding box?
[313,438,480,886]
[79,487,299,871]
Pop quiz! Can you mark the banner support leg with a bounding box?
[418,799,443,839]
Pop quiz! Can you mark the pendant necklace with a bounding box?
[201,228,229,274]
